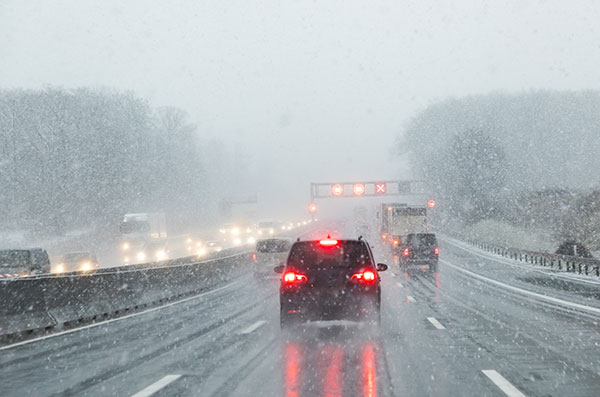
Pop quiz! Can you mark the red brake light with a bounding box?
[403,248,410,256]
[434,248,439,255]
[283,271,308,284]
[350,270,376,283]
[393,239,399,245]
[319,235,338,246]
[251,252,257,261]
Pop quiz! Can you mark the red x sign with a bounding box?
[375,183,386,194]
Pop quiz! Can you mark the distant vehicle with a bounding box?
[252,237,292,280]
[120,213,168,264]
[256,220,278,236]
[54,252,99,273]
[219,222,256,245]
[355,222,371,239]
[204,240,223,253]
[274,236,387,328]
[378,203,428,246]
[0,248,51,278]
[399,233,439,273]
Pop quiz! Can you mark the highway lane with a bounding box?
[2,236,600,396]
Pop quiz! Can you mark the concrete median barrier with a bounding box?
[0,247,252,340]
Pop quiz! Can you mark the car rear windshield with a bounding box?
[408,234,437,247]
[256,239,291,253]
[287,241,373,269]
[0,250,31,268]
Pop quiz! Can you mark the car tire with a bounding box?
[280,306,297,329]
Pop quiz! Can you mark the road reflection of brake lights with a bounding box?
[323,345,344,397]
[362,343,377,397]
[284,343,302,397]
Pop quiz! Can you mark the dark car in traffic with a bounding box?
[399,233,439,273]
[275,236,387,328]
[0,248,51,277]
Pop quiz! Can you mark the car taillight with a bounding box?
[251,252,257,261]
[393,239,399,246]
[403,248,410,256]
[283,271,308,284]
[350,270,376,283]
[434,248,439,255]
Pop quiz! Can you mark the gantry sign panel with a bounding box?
[310,180,426,200]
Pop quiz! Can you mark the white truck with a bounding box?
[378,203,428,248]
[119,213,168,265]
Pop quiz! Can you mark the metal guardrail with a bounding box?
[457,236,600,277]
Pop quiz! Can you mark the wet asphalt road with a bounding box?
[2,236,600,396]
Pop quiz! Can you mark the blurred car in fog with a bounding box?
[253,237,292,280]
[54,252,99,273]
[0,248,51,277]
[398,233,439,273]
[355,222,371,239]
[275,236,387,328]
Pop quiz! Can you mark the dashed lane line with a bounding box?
[130,374,182,397]
[427,317,446,330]
[407,295,415,303]
[240,320,266,335]
[482,370,527,397]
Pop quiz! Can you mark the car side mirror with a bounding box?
[376,263,388,272]
[274,265,285,274]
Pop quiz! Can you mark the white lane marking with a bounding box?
[444,238,600,286]
[131,374,182,397]
[240,320,266,335]
[482,370,526,397]
[0,280,241,351]
[427,317,446,330]
[407,295,415,302]
[442,259,600,316]
[396,282,403,288]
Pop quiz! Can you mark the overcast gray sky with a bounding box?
[2,0,599,216]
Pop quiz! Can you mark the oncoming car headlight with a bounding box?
[155,250,167,261]
[137,252,146,261]
[80,262,91,271]
[55,264,65,273]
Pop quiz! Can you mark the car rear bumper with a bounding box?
[281,290,379,321]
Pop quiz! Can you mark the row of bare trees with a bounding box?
[0,88,209,237]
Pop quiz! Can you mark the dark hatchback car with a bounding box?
[275,236,387,328]
[399,233,439,272]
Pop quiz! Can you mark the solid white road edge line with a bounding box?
[427,317,446,330]
[443,237,600,286]
[482,370,527,397]
[130,374,182,397]
[0,281,241,351]
[441,259,600,316]
[240,320,267,335]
